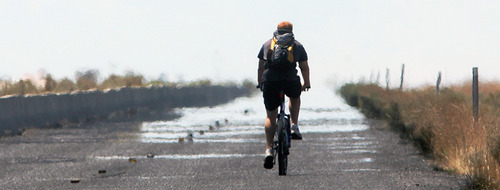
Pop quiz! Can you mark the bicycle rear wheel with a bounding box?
[277,118,288,176]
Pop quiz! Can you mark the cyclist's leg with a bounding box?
[265,109,278,149]
[289,97,300,125]
[262,81,281,149]
[284,79,302,125]
[284,79,303,139]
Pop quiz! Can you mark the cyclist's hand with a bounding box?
[302,84,311,92]
[256,84,263,92]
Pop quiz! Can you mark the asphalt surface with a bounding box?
[0,93,468,189]
[0,119,467,189]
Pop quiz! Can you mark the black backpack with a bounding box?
[266,29,295,71]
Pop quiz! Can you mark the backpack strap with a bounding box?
[270,37,276,50]
[287,45,294,63]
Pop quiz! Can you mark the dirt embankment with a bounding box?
[0,85,249,136]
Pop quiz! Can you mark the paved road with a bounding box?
[0,89,466,189]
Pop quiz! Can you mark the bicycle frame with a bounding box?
[278,91,291,148]
[273,91,291,175]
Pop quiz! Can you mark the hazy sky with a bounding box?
[1,0,499,88]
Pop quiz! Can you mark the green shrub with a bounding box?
[339,83,360,107]
[76,69,99,90]
[54,78,76,92]
[100,74,125,89]
[44,74,57,92]
[1,80,39,95]
[123,73,143,87]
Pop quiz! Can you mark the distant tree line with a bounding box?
[0,69,256,96]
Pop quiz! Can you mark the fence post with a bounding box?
[385,68,390,90]
[473,67,479,122]
[376,71,380,85]
[399,64,405,91]
[435,71,441,94]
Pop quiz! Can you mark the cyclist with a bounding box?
[257,21,310,169]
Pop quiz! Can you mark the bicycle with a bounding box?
[257,85,292,176]
[274,90,291,175]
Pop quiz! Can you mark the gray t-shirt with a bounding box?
[258,39,308,81]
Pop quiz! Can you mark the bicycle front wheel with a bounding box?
[277,118,288,176]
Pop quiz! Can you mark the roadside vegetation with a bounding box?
[339,82,500,189]
[0,69,256,97]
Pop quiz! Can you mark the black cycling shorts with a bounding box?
[262,79,302,111]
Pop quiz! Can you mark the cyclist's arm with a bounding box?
[299,60,311,91]
[258,59,266,86]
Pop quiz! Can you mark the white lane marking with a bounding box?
[330,149,378,154]
[343,168,381,172]
[140,138,265,144]
[335,158,374,163]
[139,123,370,144]
[327,145,377,150]
[311,141,377,146]
[317,136,373,141]
[95,153,261,160]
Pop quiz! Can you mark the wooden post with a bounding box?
[385,68,390,90]
[399,64,405,91]
[376,71,380,85]
[473,67,479,122]
[435,71,441,94]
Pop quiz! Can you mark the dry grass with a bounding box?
[339,82,500,189]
